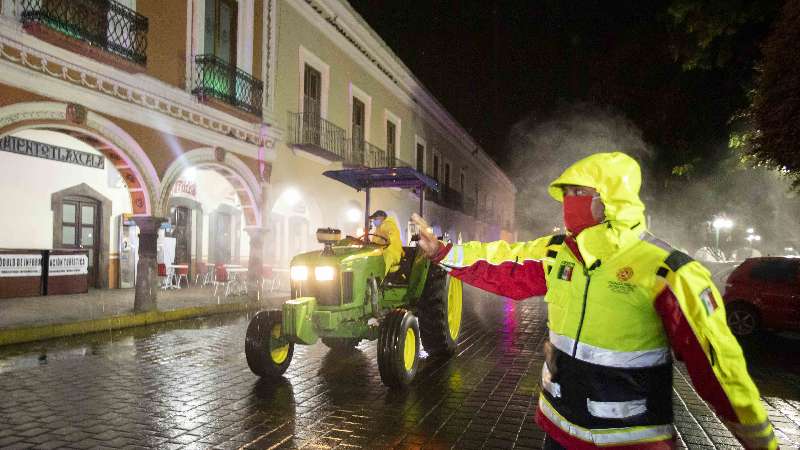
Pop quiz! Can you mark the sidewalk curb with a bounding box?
[0,302,264,346]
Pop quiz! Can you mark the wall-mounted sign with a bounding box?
[0,254,43,277]
[171,178,197,198]
[49,254,88,276]
[0,136,104,169]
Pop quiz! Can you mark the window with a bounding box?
[385,110,401,165]
[204,0,237,65]
[303,64,322,117]
[349,84,372,142]
[416,141,425,172]
[444,162,451,188]
[352,97,365,143]
[298,47,330,118]
[750,260,799,283]
[460,169,466,193]
[432,153,440,182]
[386,120,397,164]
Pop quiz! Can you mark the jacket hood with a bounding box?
[548,152,647,266]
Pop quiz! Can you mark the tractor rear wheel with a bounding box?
[321,337,361,352]
[245,310,294,377]
[418,266,462,358]
[377,309,420,388]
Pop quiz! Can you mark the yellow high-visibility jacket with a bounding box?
[373,216,403,275]
[434,152,777,449]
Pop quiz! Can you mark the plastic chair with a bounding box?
[174,265,189,288]
[212,264,230,296]
[157,263,170,290]
[194,262,207,286]
[261,265,279,294]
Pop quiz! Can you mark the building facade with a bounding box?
[0,0,515,309]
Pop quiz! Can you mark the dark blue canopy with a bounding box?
[323,167,439,192]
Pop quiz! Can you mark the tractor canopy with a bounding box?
[323,167,439,192]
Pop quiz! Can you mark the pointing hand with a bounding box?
[411,213,442,259]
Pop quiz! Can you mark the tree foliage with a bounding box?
[751,0,800,189]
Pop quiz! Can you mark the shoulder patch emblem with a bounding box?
[616,266,634,282]
[557,261,574,281]
[699,287,719,315]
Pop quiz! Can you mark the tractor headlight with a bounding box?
[314,265,336,281]
[290,265,308,281]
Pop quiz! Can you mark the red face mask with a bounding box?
[563,195,599,235]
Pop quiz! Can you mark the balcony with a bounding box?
[345,140,412,168]
[420,185,464,212]
[441,186,464,211]
[192,54,263,119]
[463,196,476,217]
[20,0,148,72]
[286,112,348,160]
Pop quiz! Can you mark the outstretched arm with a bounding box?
[654,257,778,450]
[411,214,557,300]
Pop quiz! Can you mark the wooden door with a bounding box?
[60,198,99,287]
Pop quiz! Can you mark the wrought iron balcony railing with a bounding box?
[21,0,148,66]
[287,112,348,160]
[441,186,464,211]
[346,140,414,168]
[192,54,263,117]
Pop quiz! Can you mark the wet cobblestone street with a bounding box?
[0,288,798,449]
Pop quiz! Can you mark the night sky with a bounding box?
[347,0,748,170]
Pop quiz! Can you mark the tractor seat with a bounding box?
[384,246,416,286]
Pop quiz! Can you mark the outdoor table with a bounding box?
[225,266,249,296]
[169,264,189,289]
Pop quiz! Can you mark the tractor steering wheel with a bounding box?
[365,233,390,246]
[343,233,390,247]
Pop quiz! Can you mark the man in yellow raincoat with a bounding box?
[369,210,404,276]
[413,152,778,450]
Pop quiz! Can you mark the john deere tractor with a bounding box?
[245,166,463,388]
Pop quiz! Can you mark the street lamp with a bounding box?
[712,217,733,259]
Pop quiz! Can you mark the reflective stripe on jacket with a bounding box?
[436,152,777,450]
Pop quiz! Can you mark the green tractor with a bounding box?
[245,166,463,388]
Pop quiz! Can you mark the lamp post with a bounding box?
[712,217,733,259]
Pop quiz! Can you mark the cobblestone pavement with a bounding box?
[0,288,798,449]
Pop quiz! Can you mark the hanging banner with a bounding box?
[49,254,88,276]
[0,254,43,277]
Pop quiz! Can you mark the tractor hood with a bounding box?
[290,244,383,267]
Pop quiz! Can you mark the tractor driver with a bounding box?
[369,210,404,276]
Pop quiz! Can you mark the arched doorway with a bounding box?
[160,148,263,281]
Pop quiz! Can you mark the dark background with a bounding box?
[348,0,800,255]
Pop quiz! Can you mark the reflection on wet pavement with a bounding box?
[0,286,798,449]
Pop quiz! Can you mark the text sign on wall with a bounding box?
[0,254,43,277]
[49,254,89,276]
[0,136,105,170]
[171,178,197,199]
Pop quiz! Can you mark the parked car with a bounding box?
[722,257,800,336]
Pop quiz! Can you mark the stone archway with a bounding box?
[0,101,160,216]
[158,147,262,226]
[160,148,266,296]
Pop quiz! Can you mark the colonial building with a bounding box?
[0,0,515,309]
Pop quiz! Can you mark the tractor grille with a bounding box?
[341,271,354,303]
[292,277,340,306]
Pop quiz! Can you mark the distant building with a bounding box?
[0,0,515,307]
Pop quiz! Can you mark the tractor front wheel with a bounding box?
[245,310,294,378]
[377,309,420,388]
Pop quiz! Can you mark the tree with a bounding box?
[750,0,800,189]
